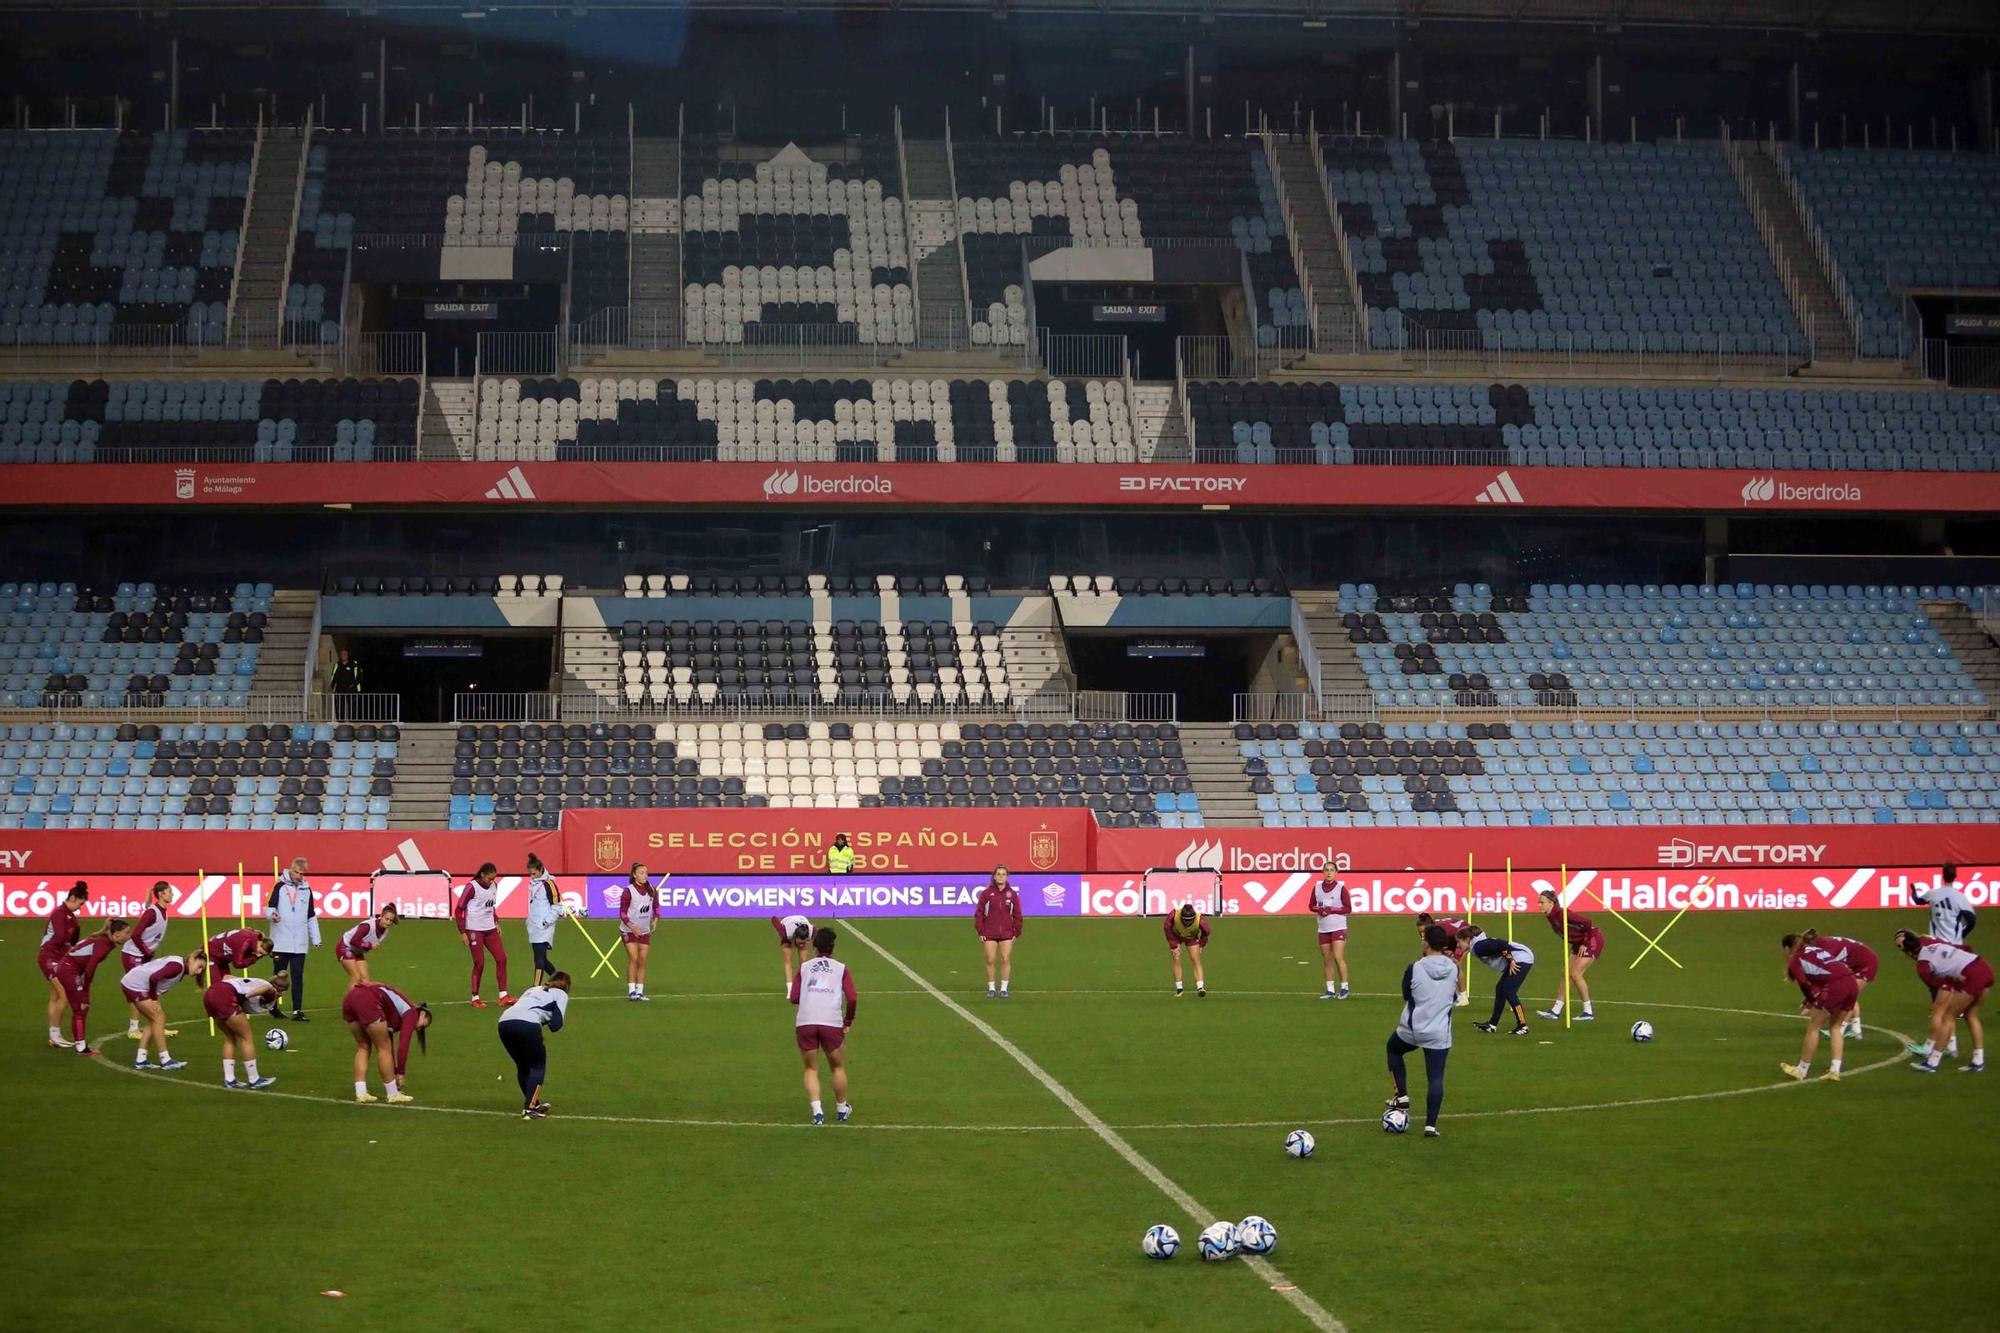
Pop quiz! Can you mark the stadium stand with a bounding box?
[0,720,397,831]
[1185,381,2000,469]
[1237,719,2000,829]
[1338,583,1982,710]
[0,581,271,709]
[449,719,1194,830]
[680,138,912,344]
[950,138,1303,346]
[1326,138,1802,353]
[0,378,421,463]
[1779,147,2000,357]
[0,130,250,346]
[476,374,1137,463]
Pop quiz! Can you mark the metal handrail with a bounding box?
[1230,691,1989,726]
[943,106,975,338]
[273,109,313,343]
[1289,597,1324,703]
[1765,141,1865,352]
[1723,137,1813,360]
[453,689,1177,724]
[225,118,263,336]
[894,106,919,313]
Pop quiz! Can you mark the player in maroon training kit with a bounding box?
[1790,928,1878,1041]
[206,927,272,976]
[1782,936,1858,1082]
[1535,890,1605,1022]
[202,973,284,1088]
[51,919,133,1054]
[337,905,400,986]
[342,981,431,1104]
[38,881,89,1047]
[973,866,1023,999]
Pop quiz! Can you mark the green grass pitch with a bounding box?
[2,909,1995,1332]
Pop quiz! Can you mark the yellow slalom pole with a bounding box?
[198,866,213,1037]
[567,907,620,979]
[241,860,251,931]
[1505,856,1514,945]
[1461,851,1475,1001]
[1560,862,1571,1030]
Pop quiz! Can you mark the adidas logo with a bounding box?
[1741,476,1775,504]
[762,468,800,500]
[1473,471,1524,505]
[484,466,536,501]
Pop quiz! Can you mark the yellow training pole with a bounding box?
[1560,862,1571,1030]
[1505,857,1514,946]
[242,860,252,931]
[198,867,213,1036]
[1461,851,1475,999]
[569,908,620,979]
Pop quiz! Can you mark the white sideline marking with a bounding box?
[841,920,1345,1333]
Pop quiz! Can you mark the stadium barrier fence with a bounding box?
[451,689,1177,725]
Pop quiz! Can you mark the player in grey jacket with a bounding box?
[1386,924,1459,1137]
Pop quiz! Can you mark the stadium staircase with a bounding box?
[419,379,477,460]
[559,615,620,701]
[903,140,970,341]
[245,588,319,707]
[1926,599,2000,706]
[386,725,456,830]
[1272,139,1365,356]
[229,126,308,346]
[628,136,683,338]
[1000,616,1073,704]
[1291,592,1372,700]
[1132,384,1189,461]
[1180,723,1266,827]
[1737,145,1858,365]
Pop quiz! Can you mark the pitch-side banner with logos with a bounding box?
[0,828,556,877]
[1093,824,2000,875]
[1071,865,1999,921]
[560,808,1088,875]
[585,873,1083,920]
[0,871,590,922]
[1,461,1993,513]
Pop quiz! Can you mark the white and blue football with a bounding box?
[1197,1221,1238,1261]
[263,1028,289,1051]
[1631,1020,1655,1043]
[1141,1224,1180,1260]
[1382,1107,1410,1134]
[1284,1129,1316,1159]
[1235,1215,1277,1256]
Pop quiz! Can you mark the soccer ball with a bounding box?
[1196,1221,1238,1261]
[263,1028,289,1051]
[1235,1216,1277,1256]
[1382,1108,1410,1134]
[1141,1224,1180,1260]
[1631,1020,1655,1043]
[1284,1129,1316,1159]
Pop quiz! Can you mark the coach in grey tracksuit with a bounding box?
[1386,924,1458,1136]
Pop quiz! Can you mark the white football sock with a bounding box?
[1974,1048,1986,1065]
[385,1080,399,1097]
[48,1026,59,1041]
[245,1060,259,1081]
[223,1058,236,1081]
[1829,1059,1842,1074]
[999,980,1009,994]
[156,1049,170,1064]
[810,1099,823,1116]
[837,1102,851,1114]
[355,1081,368,1096]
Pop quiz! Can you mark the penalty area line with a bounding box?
[840,919,1345,1333]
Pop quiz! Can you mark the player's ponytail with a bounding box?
[1800,928,1819,945]
[67,880,89,903]
[1780,934,1802,951]
[414,1004,432,1054]
[1894,930,1920,956]
[546,971,573,991]
[526,853,544,874]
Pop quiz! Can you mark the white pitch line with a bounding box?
[840,920,1345,1333]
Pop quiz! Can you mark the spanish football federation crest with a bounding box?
[592,829,624,872]
[1028,826,1059,870]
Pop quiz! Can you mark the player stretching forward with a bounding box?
[337,905,400,986]
[120,951,206,1070]
[1459,925,1534,1035]
[52,919,133,1054]
[1781,936,1857,1082]
[498,973,571,1119]
[1414,913,1471,1006]
[1166,903,1209,997]
[974,866,1022,999]
[206,927,272,976]
[772,914,813,995]
[791,926,857,1125]
[342,981,430,1103]
[1789,929,1877,1041]
[1313,866,1351,1000]
[454,863,514,1010]
[1896,931,1988,1074]
[202,972,285,1089]
[120,881,174,1039]
[38,881,88,1047]
[1534,889,1604,1022]
[619,863,659,1001]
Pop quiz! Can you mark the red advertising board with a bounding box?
[0,460,1993,514]
[1072,864,1997,922]
[0,828,555,877]
[0,870,590,921]
[1091,823,2000,875]
[558,807,1090,874]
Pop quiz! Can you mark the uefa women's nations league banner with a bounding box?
[586,872,1085,920]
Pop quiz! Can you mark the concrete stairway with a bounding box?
[229,127,307,344]
[386,724,456,830]
[1291,591,1372,701]
[560,618,620,700]
[904,141,968,338]
[1926,600,2000,708]
[1000,618,1073,702]
[1132,384,1189,461]
[420,379,477,460]
[628,137,682,340]
[1740,147,1856,363]
[1181,722,1265,828]
[1273,139,1364,354]
[246,589,317,705]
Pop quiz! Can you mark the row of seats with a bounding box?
[0,378,419,463]
[0,581,265,709]
[1240,720,2000,828]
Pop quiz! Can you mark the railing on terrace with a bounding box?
[309,692,403,724]
[455,689,1178,725]
[0,321,347,372]
[1232,693,1380,724]
[1234,692,1991,726]
[1384,315,1810,378]
[476,330,561,377]
[1040,331,1129,380]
